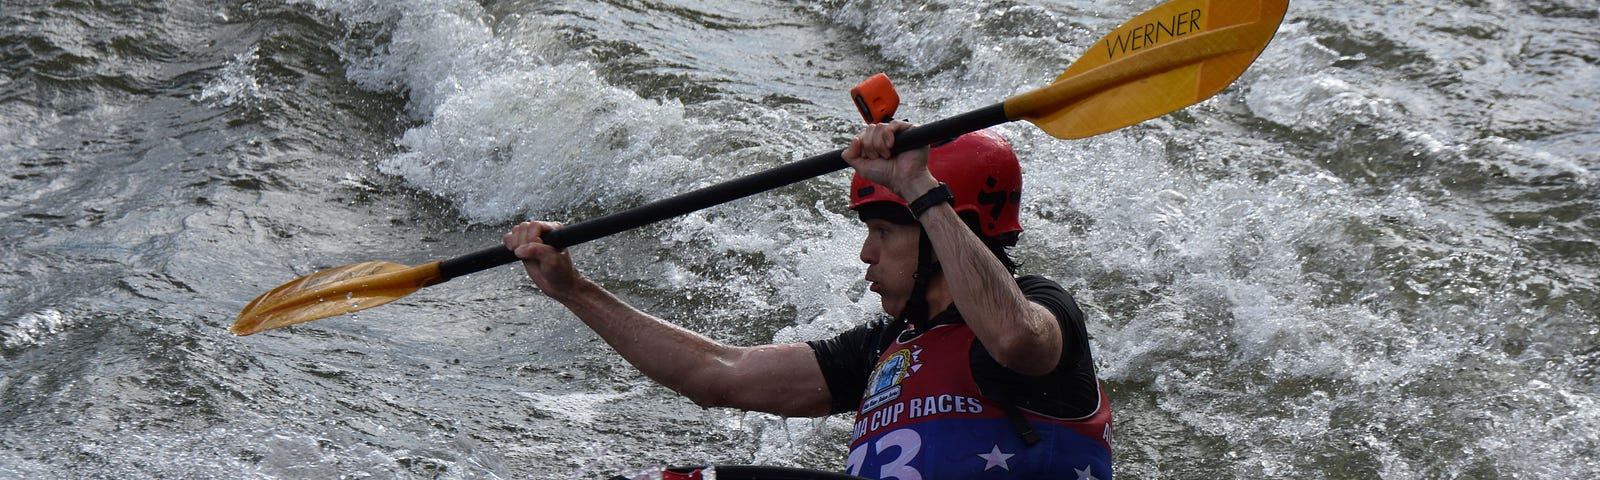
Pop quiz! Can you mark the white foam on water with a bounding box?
[194,45,265,107]
[1,309,71,350]
[382,62,701,221]
[514,390,632,426]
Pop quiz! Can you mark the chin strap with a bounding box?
[898,229,941,329]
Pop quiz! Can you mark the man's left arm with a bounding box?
[916,201,1063,376]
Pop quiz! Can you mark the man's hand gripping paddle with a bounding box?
[232,0,1290,336]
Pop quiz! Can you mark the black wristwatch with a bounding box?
[908,183,954,219]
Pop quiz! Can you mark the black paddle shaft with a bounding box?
[437,103,1009,281]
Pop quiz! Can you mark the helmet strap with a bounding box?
[897,229,942,329]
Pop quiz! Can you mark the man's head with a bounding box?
[849,129,1023,244]
[850,129,1024,318]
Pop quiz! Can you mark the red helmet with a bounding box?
[849,129,1022,241]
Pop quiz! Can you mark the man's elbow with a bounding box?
[682,387,732,409]
[676,358,741,409]
[990,329,1062,376]
[674,351,766,410]
[677,368,828,417]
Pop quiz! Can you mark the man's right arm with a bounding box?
[505,221,834,417]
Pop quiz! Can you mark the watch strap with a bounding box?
[908,183,954,219]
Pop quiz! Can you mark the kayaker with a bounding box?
[504,120,1113,479]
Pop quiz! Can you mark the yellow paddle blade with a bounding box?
[231,261,444,336]
[1006,0,1289,139]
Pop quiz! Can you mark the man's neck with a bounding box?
[919,274,953,322]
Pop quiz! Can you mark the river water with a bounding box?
[2,0,1596,478]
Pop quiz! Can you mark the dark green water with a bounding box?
[2,0,1596,478]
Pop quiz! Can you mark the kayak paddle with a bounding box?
[232,0,1289,335]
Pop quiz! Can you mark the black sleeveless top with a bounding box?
[807,275,1101,418]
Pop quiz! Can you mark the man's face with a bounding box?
[859,218,923,318]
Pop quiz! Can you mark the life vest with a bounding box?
[846,322,1113,479]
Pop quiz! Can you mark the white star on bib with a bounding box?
[977,444,1014,471]
[1075,464,1101,480]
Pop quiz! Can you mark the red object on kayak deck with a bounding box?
[850,73,899,124]
[662,467,703,480]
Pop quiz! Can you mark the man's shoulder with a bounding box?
[810,315,896,353]
[1015,275,1078,322]
[1014,274,1063,291]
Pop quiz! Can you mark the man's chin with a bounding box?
[879,299,902,319]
